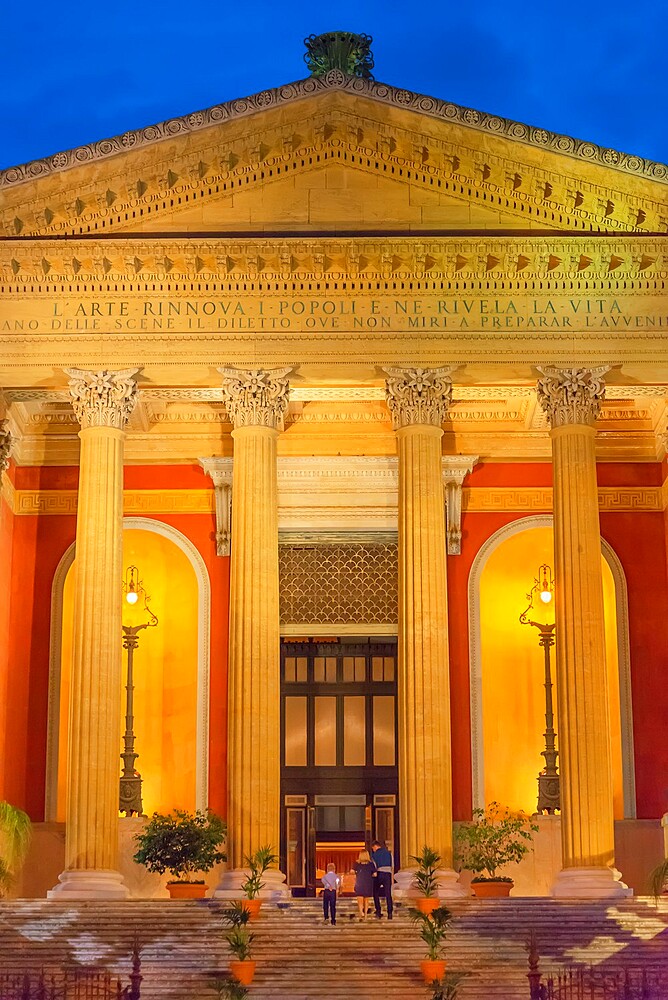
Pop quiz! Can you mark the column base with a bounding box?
[551,866,632,899]
[47,869,130,900]
[394,866,468,900]
[212,867,290,900]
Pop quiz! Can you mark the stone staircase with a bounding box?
[0,897,666,999]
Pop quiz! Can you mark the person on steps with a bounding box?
[352,850,376,921]
[321,863,341,925]
[371,839,394,920]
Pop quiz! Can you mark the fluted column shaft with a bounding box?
[221,367,290,875]
[397,422,453,862]
[50,368,137,899]
[385,368,464,896]
[227,423,280,867]
[537,366,627,897]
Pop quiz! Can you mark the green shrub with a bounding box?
[455,802,538,881]
[133,809,226,882]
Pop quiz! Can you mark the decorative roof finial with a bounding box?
[304,31,374,79]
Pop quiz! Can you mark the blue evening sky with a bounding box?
[1,0,666,170]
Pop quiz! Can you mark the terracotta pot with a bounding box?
[166,882,208,899]
[415,896,441,915]
[420,959,446,983]
[471,879,513,898]
[229,960,256,985]
[239,898,262,919]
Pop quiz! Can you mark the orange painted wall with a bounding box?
[450,460,668,822]
[0,461,16,798]
[4,509,76,816]
[599,511,668,819]
[4,463,229,822]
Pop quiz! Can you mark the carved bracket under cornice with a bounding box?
[442,455,479,555]
[199,456,233,556]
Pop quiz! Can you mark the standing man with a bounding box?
[371,839,394,920]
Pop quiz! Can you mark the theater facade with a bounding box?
[1,35,667,900]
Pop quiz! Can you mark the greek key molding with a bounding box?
[384,366,454,429]
[536,366,610,428]
[66,368,139,430]
[2,70,665,195]
[2,235,666,283]
[219,367,292,429]
[9,479,665,516]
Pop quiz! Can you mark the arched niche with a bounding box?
[468,514,635,819]
[45,517,210,821]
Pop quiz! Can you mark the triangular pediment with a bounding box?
[2,76,666,237]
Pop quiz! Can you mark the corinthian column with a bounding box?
[49,369,137,900]
[384,367,466,898]
[537,366,628,898]
[214,367,291,897]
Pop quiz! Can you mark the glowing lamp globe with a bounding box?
[126,589,139,605]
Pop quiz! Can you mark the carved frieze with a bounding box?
[66,368,139,430]
[536,366,609,428]
[384,366,454,429]
[0,420,12,472]
[1,235,665,283]
[219,367,292,430]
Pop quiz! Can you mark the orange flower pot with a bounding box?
[415,896,441,915]
[166,882,208,899]
[420,959,446,983]
[471,879,513,898]
[229,960,256,985]
[239,898,262,919]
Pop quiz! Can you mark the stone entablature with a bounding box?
[1,235,665,283]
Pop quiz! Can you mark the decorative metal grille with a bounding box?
[279,543,398,625]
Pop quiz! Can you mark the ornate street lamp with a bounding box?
[519,564,560,814]
[119,565,158,816]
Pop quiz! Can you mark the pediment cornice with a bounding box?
[2,72,667,239]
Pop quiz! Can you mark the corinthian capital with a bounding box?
[0,420,12,472]
[66,369,139,430]
[536,366,609,428]
[383,366,454,429]
[219,367,292,430]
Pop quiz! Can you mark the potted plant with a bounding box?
[133,808,226,898]
[410,845,442,914]
[455,801,538,897]
[223,902,256,986]
[209,975,249,999]
[0,801,31,897]
[427,971,470,999]
[409,903,452,983]
[649,858,668,899]
[238,844,277,918]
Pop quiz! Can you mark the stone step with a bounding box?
[0,898,665,999]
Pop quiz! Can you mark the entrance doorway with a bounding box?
[280,639,398,895]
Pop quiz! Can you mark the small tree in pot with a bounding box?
[409,903,452,983]
[238,844,277,917]
[455,801,538,897]
[410,846,442,914]
[133,809,226,898]
[223,902,256,986]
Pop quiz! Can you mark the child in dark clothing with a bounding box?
[321,863,341,924]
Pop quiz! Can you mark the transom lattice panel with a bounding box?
[279,542,398,625]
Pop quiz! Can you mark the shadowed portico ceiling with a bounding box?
[1,73,667,237]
